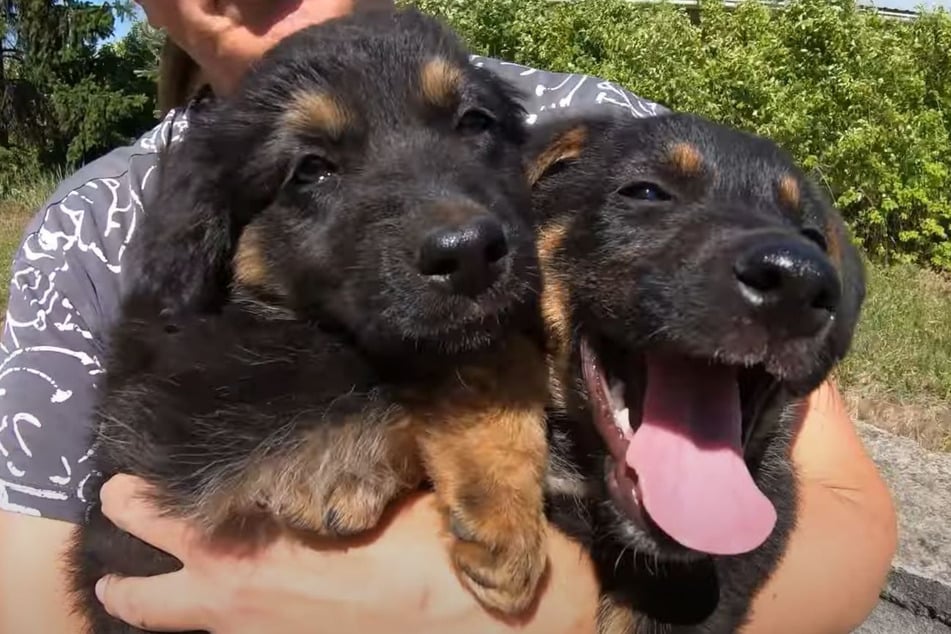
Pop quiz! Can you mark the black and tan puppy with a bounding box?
[528,113,866,633]
[68,9,551,633]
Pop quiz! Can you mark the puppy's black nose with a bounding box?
[733,239,840,337]
[417,215,509,296]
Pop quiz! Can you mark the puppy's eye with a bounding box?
[617,181,672,202]
[292,154,337,185]
[456,109,496,135]
[801,227,829,252]
[538,158,573,182]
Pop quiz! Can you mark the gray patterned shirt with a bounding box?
[0,56,665,523]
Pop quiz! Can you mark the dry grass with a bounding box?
[842,390,951,452]
[836,262,951,452]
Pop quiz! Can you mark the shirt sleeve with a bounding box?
[0,260,103,522]
[0,109,187,523]
[472,56,670,124]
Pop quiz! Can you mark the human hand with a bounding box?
[133,0,360,94]
[94,474,598,634]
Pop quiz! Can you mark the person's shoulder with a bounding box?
[12,107,194,336]
[0,108,196,523]
[22,109,190,240]
[472,55,670,125]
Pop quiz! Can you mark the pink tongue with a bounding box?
[626,355,776,555]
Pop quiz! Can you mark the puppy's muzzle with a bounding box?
[417,207,510,297]
[733,235,841,339]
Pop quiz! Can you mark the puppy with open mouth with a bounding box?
[527,112,867,633]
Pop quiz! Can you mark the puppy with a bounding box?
[68,9,551,633]
[528,113,866,633]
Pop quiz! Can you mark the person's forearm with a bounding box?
[526,528,599,634]
[745,478,897,633]
[0,512,87,633]
[744,382,899,633]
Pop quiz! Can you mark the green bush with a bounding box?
[0,146,44,200]
[1,2,159,183]
[409,0,951,269]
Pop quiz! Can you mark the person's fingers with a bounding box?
[99,474,197,560]
[95,572,209,633]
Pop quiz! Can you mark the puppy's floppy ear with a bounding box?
[524,118,592,187]
[805,178,867,363]
[120,136,245,319]
[827,212,867,363]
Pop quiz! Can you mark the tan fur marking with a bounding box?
[778,175,801,210]
[430,199,489,226]
[284,91,351,137]
[538,222,570,345]
[413,335,551,615]
[527,126,588,186]
[233,225,276,292]
[825,218,843,268]
[597,594,640,634]
[420,57,463,108]
[536,221,573,409]
[196,413,423,537]
[669,142,704,176]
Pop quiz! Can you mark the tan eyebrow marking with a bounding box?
[283,91,352,138]
[668,142,704,176]
[420,57,463,109]
[527,125,588,186]
[777,175,801,210]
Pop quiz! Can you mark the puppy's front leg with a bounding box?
[417,339,550,615]
[265,415,426,537]
[193,413,425,539]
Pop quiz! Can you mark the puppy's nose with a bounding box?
[733,238,840,337]
[417,215,509,296]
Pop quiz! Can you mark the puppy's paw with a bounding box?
[319,474,401,537]
[448,507,548,615]
[263,421,422,537]
[417,393,551,616]
[265,486,328,534]
[268,473,403,537]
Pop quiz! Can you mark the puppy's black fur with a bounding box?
[529,113,866,633]
[68,9,553,633]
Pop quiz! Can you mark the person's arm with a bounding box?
[745,379,898,633]
[93,477,598,634]
[0,513,84,632]
[91,379,896,634]
[0,108,184,632]
[0,259,107,633]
